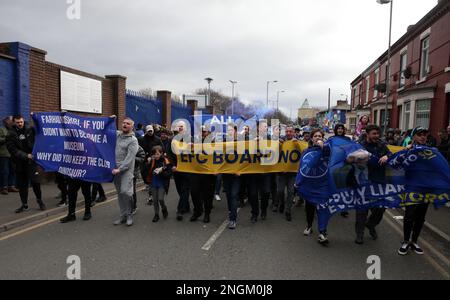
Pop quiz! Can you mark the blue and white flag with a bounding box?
[32,112,117,183]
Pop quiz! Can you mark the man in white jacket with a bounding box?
[112,117,139,226]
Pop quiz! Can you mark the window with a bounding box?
[404,102,410,130]
[374,110,378,125]
[352,87,357,108]
[380,109,391,133]
[415,100,431,128]
[399,52,407,88]
[365,76,370,104]
[420,37,430,79]
[374,69,380,98]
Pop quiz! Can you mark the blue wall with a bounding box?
[0,56,16,121]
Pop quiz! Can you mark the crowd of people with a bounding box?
[1,113,449,255]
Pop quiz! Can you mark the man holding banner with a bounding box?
[354,125,391,245]
[112,117,139,227]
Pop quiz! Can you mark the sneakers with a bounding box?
[152,214,160,223]
[355,235,364,245]
[147,196,153,206]
[190,214,201,222]
[96,195,107,203]
[303,227,313,236]
[366,224,378,240]
[126,216,133,226]
[37,201,46,211]
[83,212,92,221]
[272,205,278,213]
[113,218,127,225]
[131,208,137,215]
[8,186,19,193]
[410,242,424,255]
[60,214,76,223]
[318,233,329,245]
[203,214,210,224]
[176,212,183,221]
[250,215,258,224]
[279,206,285,214]
[162,208,168,219]
[398,241,410,255]
[228,221,236,230]
[15,205,29,213]
[285,213,292,222]
[1,188,8,195]
[260,210,267,220]
[215,194,221,201]
[57,200,67,207]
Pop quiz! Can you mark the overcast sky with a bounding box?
[0,0,438,118]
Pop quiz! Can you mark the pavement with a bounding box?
[0,181,449,280]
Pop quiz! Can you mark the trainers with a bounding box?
[303,227,313,236]
[113,218,126,225]
[131,208,137,215]
[97,195,107,203]
[228,221,236,230]
[57,200,67,207]
[272,205,278,213]
[190,214,201,222]
[355,235,364,245]
[176,212,183,221]
[261,210,267,220]
[285,213,292,222]
[126,216,133,226]
[250,215,257,224]
[398,241,410,255]
[410,242,424,255]
[203,214,210,223]
[37,201,46,211]
[8,186,19,193]
[1,188,8,195]
[366,224,378,240]
[162,208,168,219]
[15,205,29,213]
[215,194,221,201]
[279,206,285,214]
[152,214,160,223]
[82,212,92,221]
[147,196,153,206]
[60,214,76,223]
[318,233,329,245]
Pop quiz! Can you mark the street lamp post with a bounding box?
[377,0,393,136]
[266,80,278,107]
[230,80,237,115]
[205,77,213,107]
[276,90,285,113]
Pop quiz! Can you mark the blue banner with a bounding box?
[296,137,450,230]
[32,112,117,183]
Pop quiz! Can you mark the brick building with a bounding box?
[350,0,450,138]
[0,42,127,124]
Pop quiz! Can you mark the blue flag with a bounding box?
[296,137,450,231]
[32,112,117,183]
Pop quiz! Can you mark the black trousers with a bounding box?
[91,183,105,201]
[404,203,429,243]
[56,173,69,202]
[190,174,215,216]
[67,178,92,216]
[248,174,270,217]
[174,172,191,214]
[305,200,316,228]
[355,207,386,237]
[16,162,42,206]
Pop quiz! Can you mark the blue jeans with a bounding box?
[0,157,15,188]
[223,174,240,221]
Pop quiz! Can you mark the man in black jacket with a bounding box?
[355,124,391,245]
[6,115,46,213]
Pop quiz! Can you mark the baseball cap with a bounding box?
[145,125,154,133]
[411,126,428,136]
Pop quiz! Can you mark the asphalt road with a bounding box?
[0,186,448,280]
